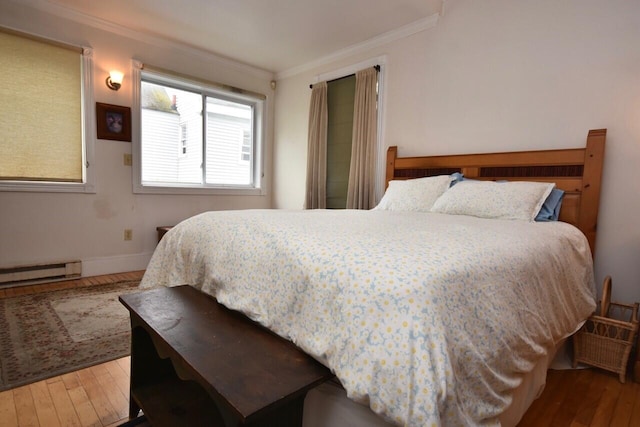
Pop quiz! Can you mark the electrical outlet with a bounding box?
[124,229,133,241]
[123,153,132,166]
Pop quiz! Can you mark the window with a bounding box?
[0,29,95,193]
[326,75,356,209]
[133,64,265,194]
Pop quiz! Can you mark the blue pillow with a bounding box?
[535,188,564,222]
[450,172,464,186]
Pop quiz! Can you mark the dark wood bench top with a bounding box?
[119,285,333,424]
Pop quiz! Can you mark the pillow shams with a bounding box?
[430,180,555,221]
[374,175,454,212]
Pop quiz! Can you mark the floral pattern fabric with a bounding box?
[141,209,595,426]
[431,180,555,221]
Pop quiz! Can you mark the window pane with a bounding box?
[141,81,203,185]
[205,98,253,186]
[0,31,82,182]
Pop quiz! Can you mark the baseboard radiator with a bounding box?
[0,261,82,288]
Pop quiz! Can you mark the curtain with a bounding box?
[346,67,378,209]
[305,82,328,209]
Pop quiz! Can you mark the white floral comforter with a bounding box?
[140,209,596,426]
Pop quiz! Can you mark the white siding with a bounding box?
[141,109,181,183]
[175,99,202,184]
[206,113,252,185]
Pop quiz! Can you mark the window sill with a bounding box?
[0,181,96,194]
[133,183,265,196]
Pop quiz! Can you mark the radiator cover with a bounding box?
[0,261,82,287]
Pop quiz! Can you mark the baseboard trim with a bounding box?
[82,253,152,277]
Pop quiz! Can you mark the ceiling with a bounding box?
[37,0,443,74]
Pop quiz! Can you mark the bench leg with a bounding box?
[129,397,141,419]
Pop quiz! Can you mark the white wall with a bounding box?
[273,0,640,303]
[0,1,275,276]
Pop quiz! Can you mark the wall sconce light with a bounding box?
[106,70,124,91]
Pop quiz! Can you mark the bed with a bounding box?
[140,129,606,426]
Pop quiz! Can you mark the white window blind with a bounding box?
[0,29,94,192]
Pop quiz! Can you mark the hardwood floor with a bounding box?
[1,358,638,426]
[0,357,132,427]
[0,272,639,426]
[520,369,640,426]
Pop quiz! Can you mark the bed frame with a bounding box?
[385,129,606,255]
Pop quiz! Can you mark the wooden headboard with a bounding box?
[385,129,606,255]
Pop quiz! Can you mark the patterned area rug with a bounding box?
[0,280,142,391]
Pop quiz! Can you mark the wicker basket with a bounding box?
[572,276,639,383]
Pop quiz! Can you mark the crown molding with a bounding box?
[276,13,440,80]
[311,55,386,85]
[22,0,275,80]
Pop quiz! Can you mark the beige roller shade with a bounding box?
[0,30,83,182]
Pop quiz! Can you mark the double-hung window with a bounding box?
[0,29,94,193]
[133,64,265,195]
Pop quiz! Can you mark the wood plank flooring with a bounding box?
[0,272,638,426]
[0,358,132,427]
[1,357,638,426]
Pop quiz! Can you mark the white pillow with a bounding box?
[374,175,454,212]
[430,180,555,221]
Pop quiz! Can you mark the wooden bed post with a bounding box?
[578,129,606,256]
[386,146,397,188]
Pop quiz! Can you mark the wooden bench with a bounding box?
[119,285,333,427]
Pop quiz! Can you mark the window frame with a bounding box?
[0,41,95,194]
[132,61,265,196]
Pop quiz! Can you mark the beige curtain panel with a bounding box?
[305,82,328,209]
[347,67,378,210]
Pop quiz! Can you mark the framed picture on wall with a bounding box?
[96,102,131,142]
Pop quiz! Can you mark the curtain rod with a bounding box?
[309,65,380,89]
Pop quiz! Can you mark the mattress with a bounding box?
[141,209,596,426]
